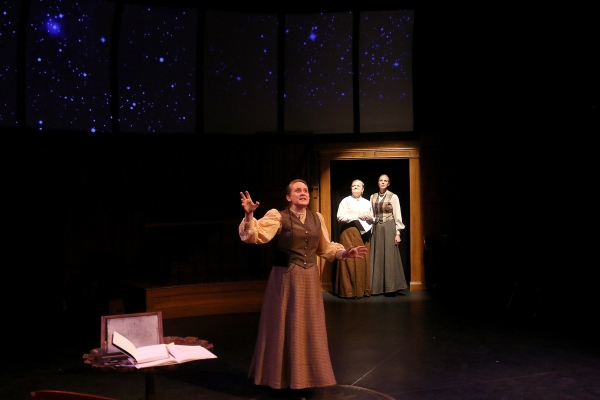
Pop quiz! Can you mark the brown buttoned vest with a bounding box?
[277,209,320,269]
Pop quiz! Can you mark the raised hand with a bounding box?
[240,191,260,214]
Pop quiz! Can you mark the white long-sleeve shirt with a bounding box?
[336,195,373,235]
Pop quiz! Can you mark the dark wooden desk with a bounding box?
[83,336,213,400]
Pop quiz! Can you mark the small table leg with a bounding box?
[145,370,156,400]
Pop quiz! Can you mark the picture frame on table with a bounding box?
[100,311,164,360]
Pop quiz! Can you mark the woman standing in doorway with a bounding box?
[335,179,373,299]
[369,174,408,296]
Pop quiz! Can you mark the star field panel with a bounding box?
[0,0,20,126]
[25,0,114,132]
[203,10,278,134]
[359,10,414,133]
[118,4,197,133]
[283,12,354,134]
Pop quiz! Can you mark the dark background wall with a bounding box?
[1,3,597,346]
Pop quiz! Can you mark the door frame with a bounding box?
[315,141,424,291]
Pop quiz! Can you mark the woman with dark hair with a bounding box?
[335,179,373,299]
[239,179,367,393]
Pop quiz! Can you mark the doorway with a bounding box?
[330,159,410,282]
[315,141,423,292]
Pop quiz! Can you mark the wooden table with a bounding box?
[83,336,214,400]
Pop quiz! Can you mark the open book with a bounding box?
[112,331,217,369]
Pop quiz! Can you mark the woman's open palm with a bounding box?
[240,191,260,214]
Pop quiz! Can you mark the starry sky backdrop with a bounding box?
[1,0,415,134]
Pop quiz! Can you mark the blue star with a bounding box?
[46,19,61,36]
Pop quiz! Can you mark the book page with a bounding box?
[167,344,217,364]
[112,331,169,364]
[131,354,179,369]
[112,331,139,360]
[135,344,169,364]
[131,345,216,369]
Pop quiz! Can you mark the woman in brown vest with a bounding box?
[239,179,367,395]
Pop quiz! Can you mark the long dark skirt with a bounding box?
[369,220,408,295]
[249,264,336,389]
[334,226,371,298]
